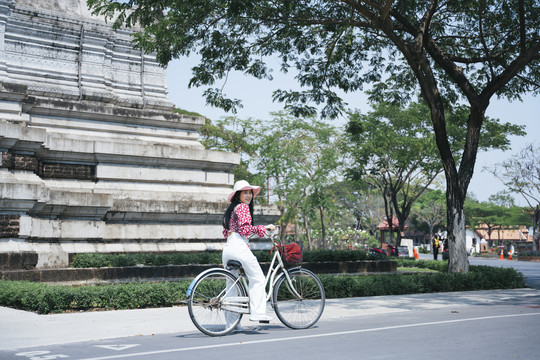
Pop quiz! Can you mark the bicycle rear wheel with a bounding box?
[187,269,246,336]
[272,268,325,329]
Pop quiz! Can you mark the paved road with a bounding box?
[1,289,539,360]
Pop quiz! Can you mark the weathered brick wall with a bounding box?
[0,152,96,180]
[0,252,38,270]
[0,215,20,238]
[39,162,96,180]
[1,152,39,172]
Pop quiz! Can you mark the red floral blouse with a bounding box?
[223,203,266,239]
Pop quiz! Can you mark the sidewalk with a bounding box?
[2,288,539,351]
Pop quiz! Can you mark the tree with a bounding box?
[488,190,516,208]
[465,198,531,247]
[88,0,540,272]
[344,101,522,248]
[255,113,343,249]
[489,144,540,209]
[411,189,446,245]
[488,144,540,249]
[199,116,264,188]
[345,101,442,246]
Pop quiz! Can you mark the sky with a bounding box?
[165,57,539,206]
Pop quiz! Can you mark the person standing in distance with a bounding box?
[222,180,276,323]
[432,234,440,260]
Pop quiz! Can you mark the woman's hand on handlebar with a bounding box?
[265,224,276,233]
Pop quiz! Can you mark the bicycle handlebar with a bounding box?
[269,225,280,239]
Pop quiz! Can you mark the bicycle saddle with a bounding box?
[226,260,242,270]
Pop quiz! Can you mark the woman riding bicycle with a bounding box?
[222,180,275,323]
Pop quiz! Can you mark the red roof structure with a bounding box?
[376,217,408,231]
[376,217,408,247]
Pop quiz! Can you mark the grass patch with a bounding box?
[397,267,437,272]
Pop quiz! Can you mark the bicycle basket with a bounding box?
[277,242,303,265]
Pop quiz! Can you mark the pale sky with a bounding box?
[165,57,539,206]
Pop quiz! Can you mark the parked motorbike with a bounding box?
[386,244,398,257]
[369,247,387,256]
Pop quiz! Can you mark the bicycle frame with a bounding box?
[220,233,302,313]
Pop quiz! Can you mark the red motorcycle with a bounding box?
[369,247,387,256]
[386,244,398,257]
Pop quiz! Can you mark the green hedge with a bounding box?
[0,280,190,314]
[519,251,540,257]
[0,265,525,314]
[396,259,449,272]
[71,249,379,268]
[320,265,525,298]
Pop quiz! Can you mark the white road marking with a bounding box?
[94,345,140,351]
[79,312,540,360]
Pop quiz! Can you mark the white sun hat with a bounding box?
[228,180,262,202]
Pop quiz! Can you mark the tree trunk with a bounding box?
[303,213,313,251]
[446,177,470,272]
[319,206,326,249]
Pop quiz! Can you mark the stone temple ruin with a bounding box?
[0,0,279,269]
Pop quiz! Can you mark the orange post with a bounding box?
[414,248,419,259]
[500,249,504,259]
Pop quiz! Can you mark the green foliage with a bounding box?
[87,0,540,116]
[519,251,540,257]
[410,189,446,237]
[172,108,205,117]
[344,101,443,243]
[319,266,525,298]
[396,259,449,273]
[0,280,190,314]
[72,250,385,268]
[418,246,430,254]
[0,265,524,314]
[72,252,223,268]
[465,198,532,232]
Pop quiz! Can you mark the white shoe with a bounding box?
[249,314,273,322]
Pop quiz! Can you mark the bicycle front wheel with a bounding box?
[188,269,246,336]
[272,268,325,329]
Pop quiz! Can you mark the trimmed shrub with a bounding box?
[0,265,525,314]
[396,259,449,272]
[71,249,378,268]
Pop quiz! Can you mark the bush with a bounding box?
[396,259,449,272]
[0,280,190,314]
[0,265,525,314]
[72,252,224,268]
[418,246,429,254]
[519,251,540,257]
[71,249,380,268]
[319,265,525,298]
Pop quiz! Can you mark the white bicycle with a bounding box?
[186,227,325,336]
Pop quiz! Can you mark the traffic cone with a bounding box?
[414,248,419,259]
[500,250,504,259]
[509,252,513,261]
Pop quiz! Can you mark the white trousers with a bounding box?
[222,232,267,316]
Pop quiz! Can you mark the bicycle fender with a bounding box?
[186,268,232,297]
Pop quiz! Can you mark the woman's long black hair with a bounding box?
[222,190,255,230]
